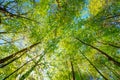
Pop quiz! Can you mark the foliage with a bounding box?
[0,0,120,80]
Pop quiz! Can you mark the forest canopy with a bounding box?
[0,0,120,80]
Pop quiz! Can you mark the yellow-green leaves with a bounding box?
[88,0,105,16]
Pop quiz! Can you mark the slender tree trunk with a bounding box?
[104,64,120,80]
[0,51,25,68]
[0,41,41,64]
[76,38,120,67]
[2,53,43,80]
[107,43,120,48]
[19,53,45,80]
[105,14,120,20]
[70,61,75,80]
[97,41,120,48]
[19,64,37,80]
[2,60,31,80]
[77,67,83,80]
[80,51,108,80]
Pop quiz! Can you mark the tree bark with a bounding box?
[19,53,45,80]
[0,41,41,64]
[76,38,120,67]
[97,41,120,48]
[0,51,25,68]
[104,64,120,80]
[105,14,120,20]
[2,53,43,80]
[70,61,75,80]
[77,67,83,80]
[80,52,108,80]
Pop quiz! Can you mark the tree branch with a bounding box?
[0,7,40,24]
[97,41,120,48]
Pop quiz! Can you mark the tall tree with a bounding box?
[0,0,120,80]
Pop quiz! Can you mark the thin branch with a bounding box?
[105,14,120,20]
[97,41,120,48]
[0,7,40,24]
[0,38,21,45]
[0,32,9,34]
[0,30,27,34]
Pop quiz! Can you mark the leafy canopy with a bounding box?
[0,0,120,80]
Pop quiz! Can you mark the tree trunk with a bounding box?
[70,61,75,80]
[0,41,41,64]
[77,67,83,80]
[76,38,120,67]
[104,64,120,80]
[80,52,108,80]
[2,53,43,80]
[0,51,25,68]
[97,41,120,48]
[19,53,45,80]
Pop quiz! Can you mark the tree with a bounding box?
[0,0,120,80]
